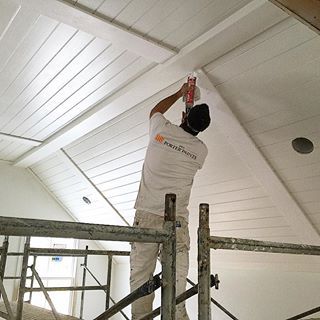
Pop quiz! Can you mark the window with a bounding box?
[26,237,77,315]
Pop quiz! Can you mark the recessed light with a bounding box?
[292,137,314,154]
[82,196,91,204]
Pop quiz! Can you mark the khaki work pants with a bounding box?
[130,210,190,320]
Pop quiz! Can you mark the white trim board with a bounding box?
[22,0,175,63]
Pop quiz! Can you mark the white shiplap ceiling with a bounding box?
[0,0,319,269]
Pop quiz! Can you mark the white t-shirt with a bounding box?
[134,113,208,221]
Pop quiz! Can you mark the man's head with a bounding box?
[181,103,211,136]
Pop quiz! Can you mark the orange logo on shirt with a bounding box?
[155,134,165,144]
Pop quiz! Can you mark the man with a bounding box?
[130,82,211,319]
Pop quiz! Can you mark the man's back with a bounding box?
[135,112,208,219]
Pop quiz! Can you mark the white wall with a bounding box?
[0,161,73,221]
[110,261,320,320]
[73,240,110,319]
[0,162,113,319]
[187,266,320,320]
[0,161,75,302]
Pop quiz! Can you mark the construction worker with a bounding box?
[130,82,211,319]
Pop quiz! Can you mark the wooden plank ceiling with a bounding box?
[0,0,319,268]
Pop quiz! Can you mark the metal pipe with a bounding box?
[0,278,14,320]
[0,216,168,243]
[28,255,37,303]
[105,255,112,310]
[25,285,109,292]
[29,248,130,257]
[198,203,211,320]
[211,236,320,255]
[0,236,9,300]
[93,274,161,320]
[30,265,61,320]
[81,265,129,320]
[186,279,239,320]
[286,306,320,320]
[80,246,88,320]
[161,193,176,320]
[16,236,30,320]
[6,249,130,257]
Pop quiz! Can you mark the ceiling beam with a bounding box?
[198,70,320,245]
[22,0,175,63]
[269,0,320,35]
[58,149,130,226]
[0,132,41,147]
[14,0,287,167]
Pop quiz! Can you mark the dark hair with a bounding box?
[187,103,211,133]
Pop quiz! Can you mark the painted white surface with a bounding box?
[187,266,320,320]
[109,261,320,319]
[0,160,74,305]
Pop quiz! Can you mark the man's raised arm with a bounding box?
[149,83,188,119]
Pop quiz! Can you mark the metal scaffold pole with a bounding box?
[161,193,177,320]
[198,203,211,320]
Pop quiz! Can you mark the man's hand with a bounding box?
[176,83,189,99]
[149,83,188,118]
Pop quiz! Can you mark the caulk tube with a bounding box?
[185,73,197,114]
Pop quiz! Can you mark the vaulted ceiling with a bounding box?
[1,0,319,270]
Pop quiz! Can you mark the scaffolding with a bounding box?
[0,198,320,319]
[198,203,320,320]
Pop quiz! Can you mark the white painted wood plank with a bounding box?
[132,0,184,36]
[0,31,96,139]
[76,0,105,13]
[27,0,175,63]
[70,122,148,163]
[33,56,151,141]
[215,38,320,123]
[102,181,140,198]
[96,0,131,20]
[254,115,320,148]
[286,176,320,193]
[190,197,274,213]
[293,190,320,204]
[31,154,63,173]
[79,135,148,171]
[212,226,294,238]
[109,192,138,205]
[0,4,39,72]
[167,0,253,49]
[0,15,58,106]
[147,0,211,44]
[212,216,288,231]
[90,161,143,185]
[1,24,77,119]
[84,148,147,177]
[97,172,141,191]
[207,22,315,87]
[279,162,320,181]
[114,0,158,27]
[212,207,280,223]
[192,176,259,195]
[192,187,267,205]
[8,39,115,138]
[0,144,32,162]
[0,0,20,40]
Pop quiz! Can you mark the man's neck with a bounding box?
[180,123,198,136]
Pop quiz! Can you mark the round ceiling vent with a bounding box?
[291,137,314,154]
